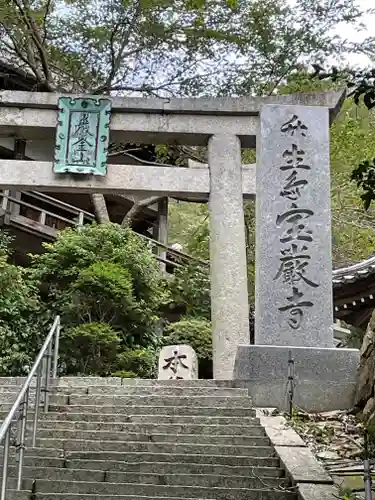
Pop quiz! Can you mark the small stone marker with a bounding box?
[255,104,333,348]
[158,345,198,380]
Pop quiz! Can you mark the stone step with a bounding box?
[7,467,286,488]
[56,378,236,388]
[50,395,252,408]
[0,377,236,388]
[30,438,274,457]
[21,497,221,500]
[34,429,270,446]
[37,413,260,425]
[64,451,279,467]
[3,451,280,468]
[64,460,284,477]
[0,385,248,397]
[34,421,265,436]
[8,493,217,500]
[8,458,283,476]
[10,470,287,489]
[15,479,296,499]
[48,405,256,417]
[31,496,295,500]
[0,490,30,500]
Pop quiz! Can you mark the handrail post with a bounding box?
[1,429,10,500]
[52,316,60,379]
[77,211,84,229]
[32,365,42,447]
[43,342,52,413]
[16,388,29,490]
[1,190,9,212]
[0,315,60,499]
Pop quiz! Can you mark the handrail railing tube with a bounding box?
[52,321,60,379]
[16,388,29,490]
[32,366,42,447]
[0,431,9,499]
[0,315,60,500]
[44,341,53,413]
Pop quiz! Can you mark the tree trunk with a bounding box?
[121,195,165,228]
[91,193,110,223]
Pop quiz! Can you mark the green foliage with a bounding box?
[30,223,167,349]
[351,158,375,210]
[60,323,121,375]
[0,232,45,375]
[164,316,212,377]
[169,262,210,319]
[114,348,157,379]
[0,0,370,97]
[168,202,209,260]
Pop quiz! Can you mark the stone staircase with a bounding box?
[0,377,298,500]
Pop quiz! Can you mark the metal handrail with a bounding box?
[0,315,61,499]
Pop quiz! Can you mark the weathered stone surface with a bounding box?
[275,446,333,484]
[208,134,249,379]
[298,483,338,500]
[0,159,256,198]
[355,310,375,414]
[255,104,333,347]
[158,345,198,380]
[257,412,305,447]
[234,345,359,412]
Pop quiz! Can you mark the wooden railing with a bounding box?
[0,190,208,271]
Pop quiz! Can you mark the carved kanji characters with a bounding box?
[278,287,313,330]
[280,115,308,137]
[281,144,310,171]
[276,204,313,243]
[163,350,188,380]
[280,171,308,200]
[274,243,319,288]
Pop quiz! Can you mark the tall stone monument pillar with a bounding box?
[233,104,359,412]
[208,135,249,379]
[255,105,334,346]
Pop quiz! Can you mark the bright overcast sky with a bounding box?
[336,0,375,66]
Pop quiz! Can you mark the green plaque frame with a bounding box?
[54,96,112,175]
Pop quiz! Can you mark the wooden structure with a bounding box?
[0,60,169,262]
[333,257,375,329]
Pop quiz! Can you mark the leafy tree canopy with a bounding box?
[0,0,371,97]
[30,223,169,347]
[0,231,45,375]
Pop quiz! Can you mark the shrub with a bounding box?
[30,223,168,349]
[0,241,45,375]
[60,322,121,375]
[163,316,212,378]
[115,347,157,379]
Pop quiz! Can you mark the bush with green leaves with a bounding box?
[30,223,168,349]
[164,316,212,378]
[0,232,45,375]
[60,322,120,375]
[168,262,210,320]
[114,347,157,379]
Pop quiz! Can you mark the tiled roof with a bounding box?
[332,256,375,286]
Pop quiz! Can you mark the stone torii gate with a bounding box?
[0,90,358,410]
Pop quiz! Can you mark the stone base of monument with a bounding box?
[233,344,360,413]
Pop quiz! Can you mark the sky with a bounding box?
[336,0,375,66]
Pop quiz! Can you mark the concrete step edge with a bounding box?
[9,466,284,481]
[35,431,268,439]
[31,438,274,449]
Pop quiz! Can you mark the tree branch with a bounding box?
[121,196,165,228]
